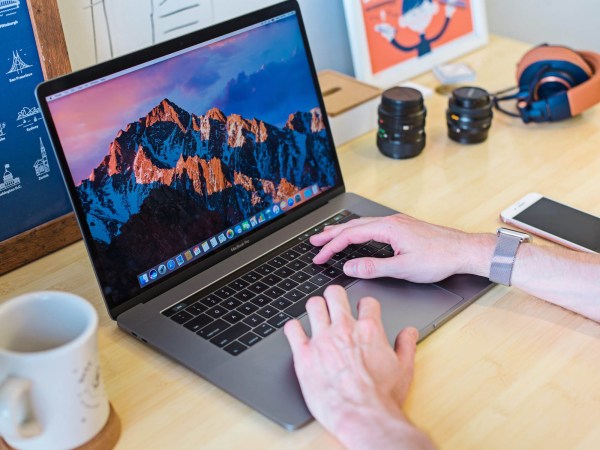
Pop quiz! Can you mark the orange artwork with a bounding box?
[362,0,475,75]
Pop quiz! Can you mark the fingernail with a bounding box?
[344,261,356,276]
[408,328,419,340]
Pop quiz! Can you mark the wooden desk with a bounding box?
[2,35,600,449]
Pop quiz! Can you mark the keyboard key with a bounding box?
[215,286,236,299]
[185,302,206,316]
[200,294,221,307]
[234,289,255,302]
[323,267,343,279]
[223,341,248,356]
[239,332,262,347]
[267,312,292,328]
[309,273,332,286]
[262,274,282,286]
[273,266,294,278]
[369,241,387,249]
[183,314,212,332]
[163,298,196,317]
[206,305,228,319]
[237,302,259,315]
[170,310,194,324]
[290,271,310,283]
[285,297,310,318]
[228,278,249,291]
[248,281,269,294]
[243,313,264,327]
[210,323,251,347]
[281,249,300,261]
[331,275,355,288]
[296,281,318,295]
[287,259,307,271]
[222,310,245,324]
[255,263,276,277]
[264,286,286,300]
[255,323,276,338]
[269,257,287,268]
[257,305,279,319]
[277,278,298,290]
[241,271,262,283]
[373,249,394,258]
[283,289,304,302]
[220,298,242,310]
[271,298,292,310]
[298,253,315,265]
[197,319,230,339]
[293,242,313,253]
[302,264,324,276]
[250,294,271,307]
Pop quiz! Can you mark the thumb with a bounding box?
[394,327,419,378]
[343,255,404,279]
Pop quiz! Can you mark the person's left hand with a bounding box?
[284,285,420,446]
[445,4,456,18]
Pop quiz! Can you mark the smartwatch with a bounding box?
[489,227,531,286]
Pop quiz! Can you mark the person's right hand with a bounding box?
[311,213,493,283]
[374,22,396,42]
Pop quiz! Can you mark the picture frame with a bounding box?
[343,0,488,87]
[0,0,80,276]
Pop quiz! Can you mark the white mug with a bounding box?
[0,291,109,450]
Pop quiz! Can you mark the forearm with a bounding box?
[464,234,600,322]
[334,402,436,450]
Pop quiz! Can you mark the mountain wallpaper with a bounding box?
[48,13,339,304]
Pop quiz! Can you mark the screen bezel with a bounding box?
[36,0,345,319]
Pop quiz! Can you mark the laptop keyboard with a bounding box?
[161,210,394,356]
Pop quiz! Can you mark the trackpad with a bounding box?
[346,278,464,344]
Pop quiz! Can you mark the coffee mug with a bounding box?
[0,291,109,450]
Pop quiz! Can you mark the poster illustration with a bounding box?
[0,1,72,242]
[344,0,487,86]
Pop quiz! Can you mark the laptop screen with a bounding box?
[41,6,342,309]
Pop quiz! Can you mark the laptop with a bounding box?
[36,0,492,429]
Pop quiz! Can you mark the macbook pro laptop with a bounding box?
[36,0,492,429]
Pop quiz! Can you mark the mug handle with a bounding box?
[0,377,42,440]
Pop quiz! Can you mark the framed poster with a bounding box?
[0,0,80,275]
[343,0,488,87]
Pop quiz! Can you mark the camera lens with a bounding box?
[447,86,493,144]
[377,87,426,159]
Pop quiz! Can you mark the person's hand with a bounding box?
[445,4,456,18]
[311,213,493,283]
[284,285,433,449]
[375,22,396,42]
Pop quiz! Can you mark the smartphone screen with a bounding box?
[514,197,600,252]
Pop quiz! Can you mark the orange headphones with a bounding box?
[494,44,600,123]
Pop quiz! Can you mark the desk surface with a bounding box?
[2,35,600,450]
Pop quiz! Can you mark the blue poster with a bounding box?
[0,1,71,242]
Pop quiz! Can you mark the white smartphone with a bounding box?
[500,192,600,253]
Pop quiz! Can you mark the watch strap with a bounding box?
[489,229,529,286]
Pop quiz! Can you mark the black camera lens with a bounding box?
[447,86,493,144]
[377,87,426,159]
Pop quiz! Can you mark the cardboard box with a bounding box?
[318,70,382,146]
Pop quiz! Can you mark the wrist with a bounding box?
[460,233,496,277]
[332,400,434,450]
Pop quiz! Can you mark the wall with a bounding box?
[485,0,600,52]
[57,0,354,75]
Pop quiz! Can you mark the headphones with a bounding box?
[493,44,600,123]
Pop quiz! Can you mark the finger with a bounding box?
[343,255,406,279]
[356,296,382,322]
[394,327,419,379]
[323,285,352,323]
[309,217,379,247]
[305,296,331,335]
[284,319,309,355]
[312,222,395,264]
